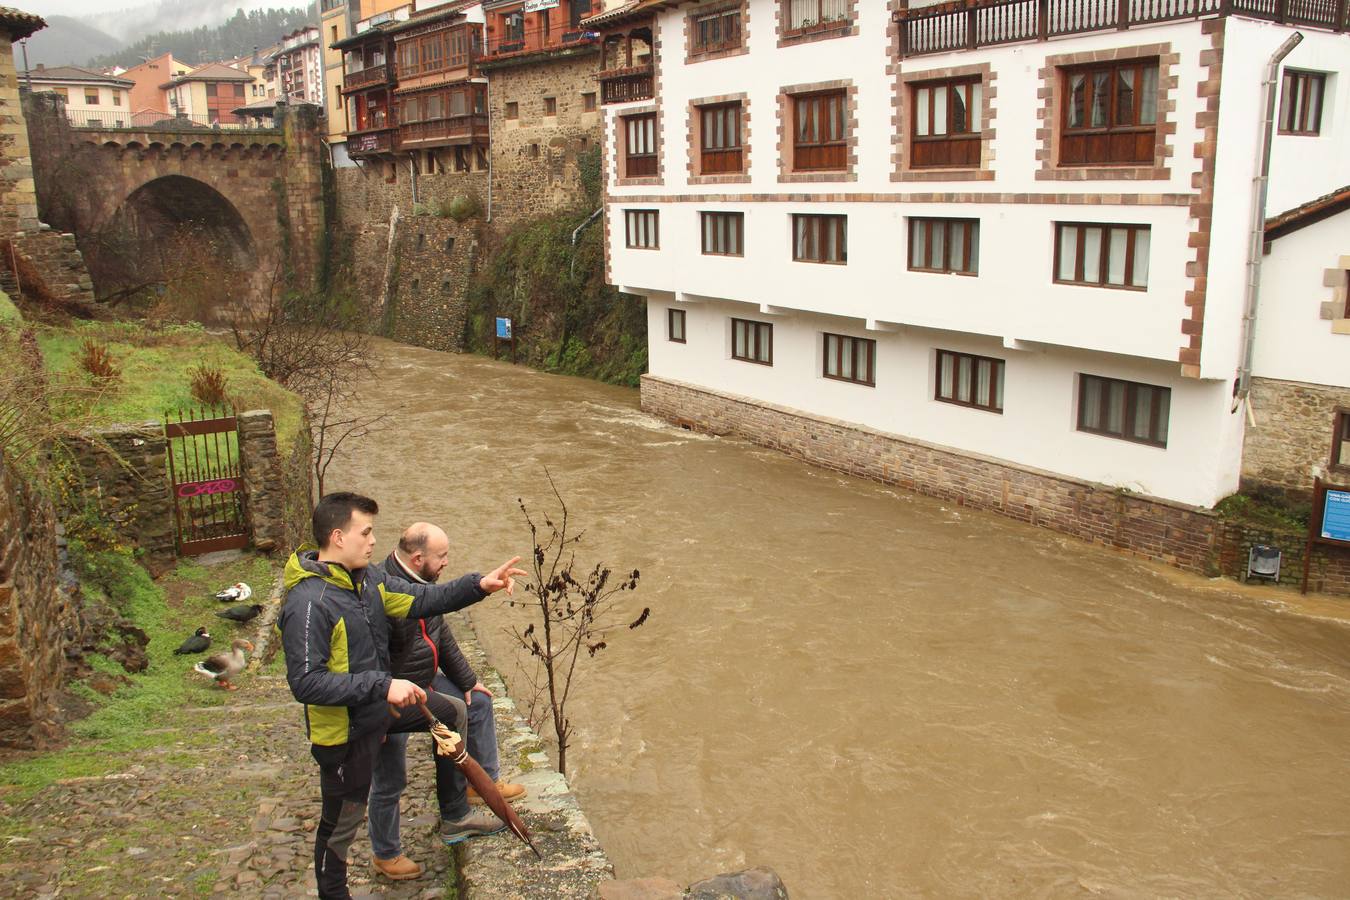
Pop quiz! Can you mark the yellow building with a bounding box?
[320,0,351,147]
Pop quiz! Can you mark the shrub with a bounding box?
[188,363,229,407]
[78,338,120,383]
[446,193,482,222]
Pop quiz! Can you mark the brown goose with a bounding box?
[193,639,254,691]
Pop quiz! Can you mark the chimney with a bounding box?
[34,63,44,71]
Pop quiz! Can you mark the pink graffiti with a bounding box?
[176,478,238,498]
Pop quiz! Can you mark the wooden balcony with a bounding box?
[898,0,1347,57]
[599,64,654,105]
[343,64,390,91]
[484,25,598,61]
[347,127,396,157]
[398,113,489,147]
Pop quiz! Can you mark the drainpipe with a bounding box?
[485,74,493,223]
[569,207,603,277]
[409,156,419,207]
[1234,31,1303,417]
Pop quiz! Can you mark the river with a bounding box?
[330,338,1350,898]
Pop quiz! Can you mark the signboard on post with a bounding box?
[493,316,516,363]
[1302,478,1350,593]
[496,317,513,340]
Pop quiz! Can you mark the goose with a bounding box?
[173,627,211,655]
[215,603,264,624]
[194,639,254,691]
[214,582,252,603]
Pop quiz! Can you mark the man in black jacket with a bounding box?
[279,493,526,900]
[366,522,527,881]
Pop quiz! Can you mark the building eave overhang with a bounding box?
[1265,185,1350,242]
[0,7,45,40]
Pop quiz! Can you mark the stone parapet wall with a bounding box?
[69,424,175,577]
[332,165,485,227]
[282,416,313,551]
[238,410,287,552]
[0,456,63,748]
[1241,376,1350,502]
[642,375,1221,575]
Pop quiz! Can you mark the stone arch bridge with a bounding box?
[25,95,328,303]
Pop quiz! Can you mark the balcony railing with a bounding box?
[898,0,1347,57]
[599,64,654,104]
[485,25,598,59]
[71,111,276,131]
[344,63,390,90]
[398,113,489,145]
[347,127,397,156]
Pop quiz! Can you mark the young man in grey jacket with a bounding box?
[279,492,525,900]
[366,522,528,882]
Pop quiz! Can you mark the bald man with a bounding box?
[365,523,527,882]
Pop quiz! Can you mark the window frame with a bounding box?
[505,101,519,120]
[910,77,981,169]
[1331,410,1350,472]
[791,89,848,172]
[623,112,658,178]
[543,96,557,116]
[1059,58,1159,167]
[792,213,847,265]
[668,307,687,344]
[934,349,1004,414]
[85,89,100,105]
[1278,69,1325,137]
[700,211,744,257]
[582,91,596,112]
[1076,373,1170,448]
[624,209,660,250]
[822,332,875,386]
[690,5,743,56]
[698,101,743,174]
[1053,222,1150,290]
[782,0,851,36]
[731,318,773,365]
[908,217,979,276]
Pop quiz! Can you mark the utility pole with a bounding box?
[19,38,31,91]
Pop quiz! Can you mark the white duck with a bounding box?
[214,582,252,603]
[194,639,254,691]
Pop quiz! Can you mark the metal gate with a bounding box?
[164,407,249,556]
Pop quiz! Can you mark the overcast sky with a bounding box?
[24,1,280,20]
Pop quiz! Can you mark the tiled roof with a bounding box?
[161,62,256,89]
[24,64,134,86]
[0,6,44,40]
[1265,185,1350,241]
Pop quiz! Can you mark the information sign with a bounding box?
[524,0,559,11]
[1321,489,1350,543]
[496,317,513,340]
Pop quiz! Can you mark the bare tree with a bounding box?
[306,366,392,497]
[507,470,647,775]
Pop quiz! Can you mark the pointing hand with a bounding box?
[480,556,527,596]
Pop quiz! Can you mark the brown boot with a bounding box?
[372,854,422,881]
[467,780,527,805]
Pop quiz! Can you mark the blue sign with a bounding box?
[1321,490,1350,543]
[495,317,513,340]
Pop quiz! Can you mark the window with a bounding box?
[793,89,847,171]
[1279,70,1325,136]
[625,209,659,249]
[1055,223,1150,289]
[784,0,849,34]
[505,101,518,119]
[909,218,979,275]
[793,214,846,264]
[529,143,539,158]
[699,102,742,174]
[911,78,981,168]
[441,280,451,294]
[85,89,99,105]
[691,6,742,55]
[53,87,68,100]
[1077,374,1170,447]
[936,350,1003,413]
[669,308,686,343]
[701,212,744,256]
[445,237,455,254]
[823,333,874,386]
[570,0,593,29]
[1332,412,1350,470]
[331,25,338,42]
[624,113,657,178]
[1061,59,1158,166]
[544,96,557,116]
[582,91,596,112]
[113,91,123,107]
[731,318,772,365]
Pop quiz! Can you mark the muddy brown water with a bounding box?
[330,339,1350,898]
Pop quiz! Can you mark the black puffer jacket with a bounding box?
[375,551,478,693]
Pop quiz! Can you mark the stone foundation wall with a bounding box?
[282,417,313,551]
[1241,376,1350,502]
[238,410,287,553]
[69,424,175,577]
[0,456,63,748]
[3,230,95,306]
[1215,517,1350,595]
[486,50,604,226]
[642,375,1221,574]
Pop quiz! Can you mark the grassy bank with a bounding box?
[36,321,303,450]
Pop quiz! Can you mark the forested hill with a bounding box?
[86,6,315,69]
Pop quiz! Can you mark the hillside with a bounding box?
[88,6,314,69]
[23,15,122,68]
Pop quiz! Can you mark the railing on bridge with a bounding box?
[898,0,1348,56]
[70,110,281,132]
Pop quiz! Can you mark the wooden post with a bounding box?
[1335,0,1348,32]
[1038,0,1049,40]
[1118,0,1130,29]
[966,3,978,50]
[1276,0,1288,23]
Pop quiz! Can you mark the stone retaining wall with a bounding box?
[1241,376,1350,504]
[3,230,95,306]
[68,423,175,576]
[0,456,64,748]
[1215,518,1350,596]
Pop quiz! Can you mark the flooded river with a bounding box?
[332,339,1350,897]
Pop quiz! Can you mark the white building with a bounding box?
[589,0,1349,514]
[21,65,134,127]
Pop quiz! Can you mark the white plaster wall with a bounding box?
[1252,213,1350,387]
[647,296,1239,507]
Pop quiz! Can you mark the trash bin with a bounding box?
[1244,544,1281,583]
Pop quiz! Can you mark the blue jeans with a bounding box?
[367,673,502,860]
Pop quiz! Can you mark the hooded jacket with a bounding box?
[278,546,487,748]
[375,551,477,693]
